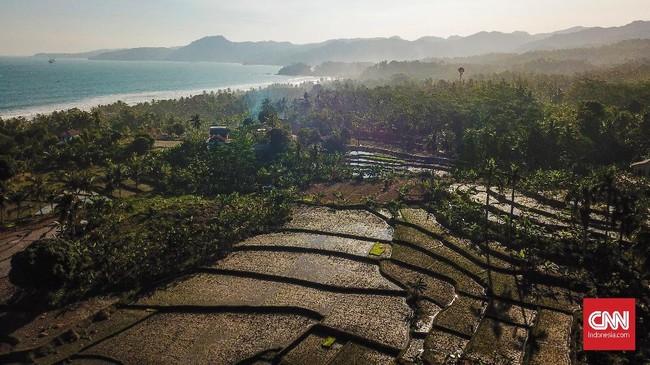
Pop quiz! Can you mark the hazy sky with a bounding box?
[1,0,648,55]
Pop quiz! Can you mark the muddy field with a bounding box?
[84,312,316,365]
[212,250,399,290]
[1,206,578,365]
[286,205,393,241]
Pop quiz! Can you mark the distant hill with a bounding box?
[89,47,176,61]
[34,49,122,59]
[35,20,650,65]
[165,36,298,63]
[518,20,650,51]
[441,39,650,66]
[363,39,650,81]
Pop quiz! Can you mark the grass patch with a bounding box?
[369,242,386,256]
[322,336,336,348]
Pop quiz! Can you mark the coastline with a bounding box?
[0,76,320,120]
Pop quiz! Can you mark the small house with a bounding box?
[206,126,230,148]
[631,158,650,177]
[61,129,81,142]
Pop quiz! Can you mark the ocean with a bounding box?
[0,57,313,119]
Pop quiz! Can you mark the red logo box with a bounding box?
[583,298,635,351]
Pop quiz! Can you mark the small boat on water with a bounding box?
[48,58,56,63]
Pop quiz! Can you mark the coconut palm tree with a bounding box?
[105,162,127,196]
[127,156,146,190]
[613,192,640,248]
[0,183,9,223]
[54,192,83,237]
[595,167,619,237]
[480,158,502,295]
[10,188,29,221]
[28,175,49,215]
[480,158,502,243]
[62,170,95,196]
[190,114,202,130]
[565,183,597,260]
[507,163,521,243]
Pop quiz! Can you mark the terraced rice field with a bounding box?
[212,250,399,290]
[282,333,345,365]
[285,205,393,241]
[346,146,453,177]
[237,232,377,256]
[450,183,614,239]
[28,205,577,364]
[84,313,316,365]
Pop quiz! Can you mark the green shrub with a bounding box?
[9,193,290,303]
[9,238,85,290]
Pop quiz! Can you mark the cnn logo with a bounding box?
[583,298,635,351]
[588,310,629,330]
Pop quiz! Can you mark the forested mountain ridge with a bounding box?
[518,20,650,52]
[37,21,650,65]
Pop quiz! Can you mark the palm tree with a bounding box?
[458,67,465,83]
[105,162,127,196]
[507,163,521,243]
[409,277,428,295]
[480,158,502,295]
[28,175,49,215]
[565,183,597,260]
[481,158,502,244]
[10,188,29,221]
[595,167,619,237]
[127,156,146,190]
[54,192,73,236]
[0,183,9,223]
[190,114,202,130]
[613,192,639,248]
[62,170,95,196]
[54,192,83,237]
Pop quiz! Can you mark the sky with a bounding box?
[0,0,648,56]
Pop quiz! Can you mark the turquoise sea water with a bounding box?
[0,57,310,118]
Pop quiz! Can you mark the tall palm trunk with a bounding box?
[507,163,520,244]
[482,158,499,296]
[509,186,516,241]
[580,192,592,262]
[484,183,493,295]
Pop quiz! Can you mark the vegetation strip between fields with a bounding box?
[279,227,393,244]
[119,304,325,319]
[232,245,380,264]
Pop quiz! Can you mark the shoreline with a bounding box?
[0,76,321,120]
